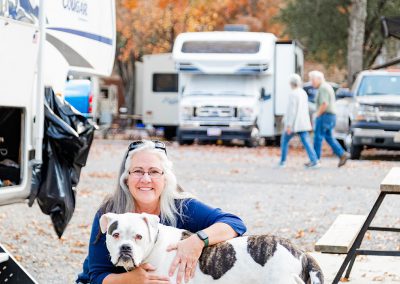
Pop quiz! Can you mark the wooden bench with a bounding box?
[331,167,400,284]
[315,214,366,254]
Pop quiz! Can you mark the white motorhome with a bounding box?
[0,0,116,205]
[172,32,304,146]
[135,53,179,139]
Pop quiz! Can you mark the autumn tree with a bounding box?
[116,0,283,114]
[278,0,400,83]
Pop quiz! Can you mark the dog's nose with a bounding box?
[120,244,132,252]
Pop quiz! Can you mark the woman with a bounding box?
[77,140,246,284]
[279,74,319,168]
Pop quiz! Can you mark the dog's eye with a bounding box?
[135,234,142,240]
[112,232,119,239]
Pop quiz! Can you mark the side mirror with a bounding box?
[336,88,353,99]
[260,88,271,101]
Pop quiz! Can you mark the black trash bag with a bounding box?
[29,88,95,238]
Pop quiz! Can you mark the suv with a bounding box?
[334,70,400,159]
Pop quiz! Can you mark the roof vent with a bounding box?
[223,24,249,32]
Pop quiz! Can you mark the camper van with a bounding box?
[172,32,304,146]
[0,0,116,204]
[135,53,179,139]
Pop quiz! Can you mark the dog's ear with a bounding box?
[141,213,160,242]
[100,213,117,234]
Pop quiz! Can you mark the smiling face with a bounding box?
[127,150,166,212]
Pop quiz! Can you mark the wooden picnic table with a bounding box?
[332,167,400,283]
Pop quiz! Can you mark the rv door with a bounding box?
[0,0,116,205]
[0,0,40,205]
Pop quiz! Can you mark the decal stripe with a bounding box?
[46,33,93,68]
[47,27,113,45]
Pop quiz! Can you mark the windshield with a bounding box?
[356,75,400,96]
[184,74,258,97]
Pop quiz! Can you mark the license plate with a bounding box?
[207,128,221,136]
[394,131,400,143]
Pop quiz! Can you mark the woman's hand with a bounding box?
[104,263,170,284]
[166,235,204,284]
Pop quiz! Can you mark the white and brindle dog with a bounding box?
[100,212,324,284]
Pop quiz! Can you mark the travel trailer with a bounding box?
[135,53,179,139]
[172,32,304,146]
[0,0,115,206]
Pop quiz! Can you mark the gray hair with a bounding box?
[100,140,191,227]
[289,73,303,88]
[308,70,325,81]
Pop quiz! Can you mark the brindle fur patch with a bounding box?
[301,254,323,283]
[108,221,118,235]
[181,230,192,240]
[278,237,302,259]
[199,242,236,280]
[247,235,277,267]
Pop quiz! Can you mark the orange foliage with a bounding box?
[116,0,286,62]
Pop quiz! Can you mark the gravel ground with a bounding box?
[0,138,399,283]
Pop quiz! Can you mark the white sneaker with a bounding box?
[304,161,321,169]
[278,162,286,168]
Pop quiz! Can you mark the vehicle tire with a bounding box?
[338,139,346,149]
[245,127,260,148]
[163,126,177,141]
[350,144,362,160]
[177,132,193,145]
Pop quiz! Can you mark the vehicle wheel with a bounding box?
[350,144,362,160]
[177,133,193,145]
[245,127,260,148]
[163,126,177,141]
[338,139,346,149]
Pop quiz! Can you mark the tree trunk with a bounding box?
[116,51,136,115]
[347,0,367,85]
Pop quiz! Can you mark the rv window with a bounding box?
[182,41,260,54]
[6,0,38,24]
[153,73,178,93]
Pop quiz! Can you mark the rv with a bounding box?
[0,0,115,205]
[135,53,179,139]
[172,32,304,146]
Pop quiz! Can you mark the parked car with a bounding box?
[64,79,93,118]
[334,69,400,159]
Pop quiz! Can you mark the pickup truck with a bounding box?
[334,70,400,159]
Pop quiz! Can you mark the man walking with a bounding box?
[309,71,350,167]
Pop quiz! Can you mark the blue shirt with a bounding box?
[76,198,246,284]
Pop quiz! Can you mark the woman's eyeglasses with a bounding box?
[129,169,164,179]
[127,140,167,156]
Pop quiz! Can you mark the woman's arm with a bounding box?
[167,198,246,284]
[167,222,237,284]
[103,263,170,284]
